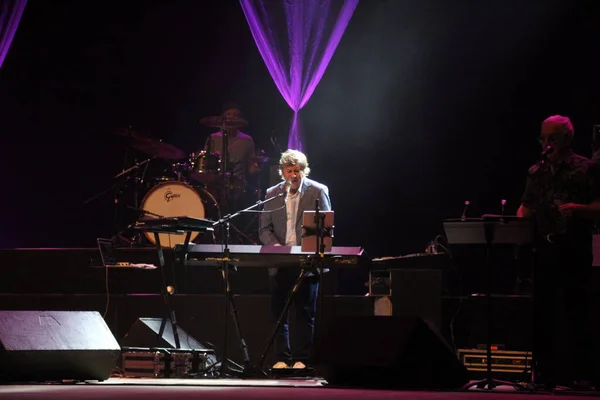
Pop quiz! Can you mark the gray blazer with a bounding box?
[259,177,332,247]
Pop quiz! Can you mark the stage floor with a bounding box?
[1,378,599,400]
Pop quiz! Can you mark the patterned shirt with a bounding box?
[521,152,600,239]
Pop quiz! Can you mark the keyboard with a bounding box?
[174,244,370,268]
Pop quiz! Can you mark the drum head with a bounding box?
[140,181,206,247]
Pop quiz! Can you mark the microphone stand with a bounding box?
[82,179,127,206]
[127,206,164,219]
[212,192,283,379]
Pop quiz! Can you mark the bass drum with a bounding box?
[139,181,217,247]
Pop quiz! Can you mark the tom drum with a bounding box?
[189,151,221,184]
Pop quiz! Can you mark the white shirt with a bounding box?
[284,191,301,246]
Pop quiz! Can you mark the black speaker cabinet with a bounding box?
[314,316,469,390]
[121,317,212,350]
[0,310,121,382]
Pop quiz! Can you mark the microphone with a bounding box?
[461,200,470,222]
[284,180,291,203]
[541,145,553,158]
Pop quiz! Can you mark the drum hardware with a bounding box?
[84,156,152,208]
[95,127,190,246]
[197,113,253,230]
[112,127,187,160]
[83,163,150,247]
[170,161,191,182]
[188,150,222,184]
[114,157,154,180]
[202,112,255,378]
[113,126,147,140]
[132,138,187,160]
[113,126,187,160]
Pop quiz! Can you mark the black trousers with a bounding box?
[533,236,594,384]
[270,267,320,364]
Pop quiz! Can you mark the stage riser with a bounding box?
[0,294,373,367]
[0,249,368,295]
[3,292,598,375]
[0,293,534,360]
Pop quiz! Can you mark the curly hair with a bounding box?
[278,149,311,179]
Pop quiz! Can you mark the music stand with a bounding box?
[443,216,532,390]
[258,202,333,370]
[301,211,334,253]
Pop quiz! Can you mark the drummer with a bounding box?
[202,103,260,184]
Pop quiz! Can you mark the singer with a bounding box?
[517,115,600,390]
[259,149,332,370]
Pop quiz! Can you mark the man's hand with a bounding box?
[517,204,532,218]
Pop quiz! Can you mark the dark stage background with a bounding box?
[1,0,599,257]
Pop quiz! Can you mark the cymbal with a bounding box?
[132,138,187,160]
[200,116,248,129]
[113,127,146,139]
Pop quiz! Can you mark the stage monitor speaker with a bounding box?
[314,316,469,390]
[0,310,121,382]
[121,317,211,350]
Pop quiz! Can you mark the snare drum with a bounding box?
[139,181,216,247]
[189,151,221,184]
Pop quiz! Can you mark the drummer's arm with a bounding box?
[203,135,215,152]
[249,161,260,175]
[248,140,260,174]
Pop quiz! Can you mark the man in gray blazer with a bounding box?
[259,149,332,369]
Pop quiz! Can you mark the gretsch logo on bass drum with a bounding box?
[164,190,181,202]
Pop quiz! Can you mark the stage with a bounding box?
[1,377,599,400]
[1,246,600,393]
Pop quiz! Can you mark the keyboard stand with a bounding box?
[152,231,194,349]
[134,220,214,349]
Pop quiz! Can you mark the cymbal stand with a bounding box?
[83,175,132,245]
[112,158,155,245]
[212,191,283,378]
[114,157,154,203]
[218,118,233,376]
[83,178,128,206]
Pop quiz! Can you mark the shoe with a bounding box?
[272,361,289,369]
[292,361,306,369]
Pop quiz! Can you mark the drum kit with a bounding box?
[90,115,274,247]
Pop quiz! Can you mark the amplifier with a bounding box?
[368,264,442,329]
[458,349,532,376]
[122,348,213,378]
